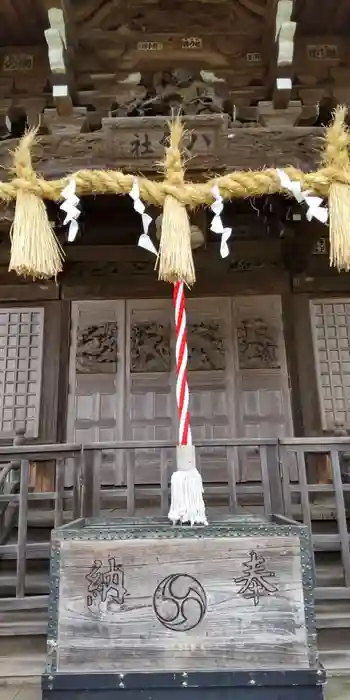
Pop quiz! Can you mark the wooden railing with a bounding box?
[280,438,350,598]
[0,437,349,633]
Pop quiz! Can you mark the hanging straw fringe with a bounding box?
[322,106,350,271]
[328,183,350,271]
[9,130,64,279]
[156,118,195,287]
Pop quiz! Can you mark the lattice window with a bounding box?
[0,308,44,437]
[310,300,350,429]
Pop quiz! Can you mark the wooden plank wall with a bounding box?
[57,535,309,672]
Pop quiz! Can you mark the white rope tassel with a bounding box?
[168,282,207,526]
[277,169,328,224]
[129,179,157,255]
[169,445,207,526]
[210,185,232,258]
[60,178,80,242]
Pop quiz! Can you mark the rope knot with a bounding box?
[163,118,186,193]
[12,128,40,186]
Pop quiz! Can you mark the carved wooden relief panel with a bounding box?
[237,317,280,370]
[129,319,226,372]
[130,321,171,373]
[76,322,118,374]
[74,0,266,35]
[188,321,225,371]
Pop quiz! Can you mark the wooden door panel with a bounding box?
[232,296,294,482]
[67,301,125,485]
[66,295,294,492]
[186,299,235,484]
[190,377,230,482]
[125,300,175,484]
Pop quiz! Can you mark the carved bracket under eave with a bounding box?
[257,101,302,127]
[42,107,88,136]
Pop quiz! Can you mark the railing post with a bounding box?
[72,451,82,520]
[16,459,30,598]
[126,450,135,517]
[93,450,101,517]
[10,426,26,481]
[54,459,65,528]
[81,449,101,518]
[81,449,94,518]
[0,427,27,546]
[265,442,284,515]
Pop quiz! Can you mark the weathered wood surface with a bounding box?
[57,535,309,672]
[2,1,350,129]
[64,294,292,486]
[0,239,290,300]
[0,125,324,179]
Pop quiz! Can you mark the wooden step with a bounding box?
[316,599,350,629]
[0,635,46,678]
[316,612,350,628]
[0,572,49,595]
[0,542,50,559]
[0,619,48,636]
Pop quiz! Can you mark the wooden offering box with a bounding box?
[43,515,325,700]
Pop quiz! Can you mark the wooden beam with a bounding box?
[0,241,283,266]
[0,123,326,179]
[61,267,290,301]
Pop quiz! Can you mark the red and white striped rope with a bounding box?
[173,281,191,446]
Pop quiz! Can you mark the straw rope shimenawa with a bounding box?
[0,106,349,281]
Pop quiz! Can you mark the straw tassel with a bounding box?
[323,107,350,271]
[9,129,64,279]
[156,118,195,287]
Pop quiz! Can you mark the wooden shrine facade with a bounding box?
[1,3,350,666]
[1,0,350,168]
[0,224,350,477]
[0,0,350,466]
